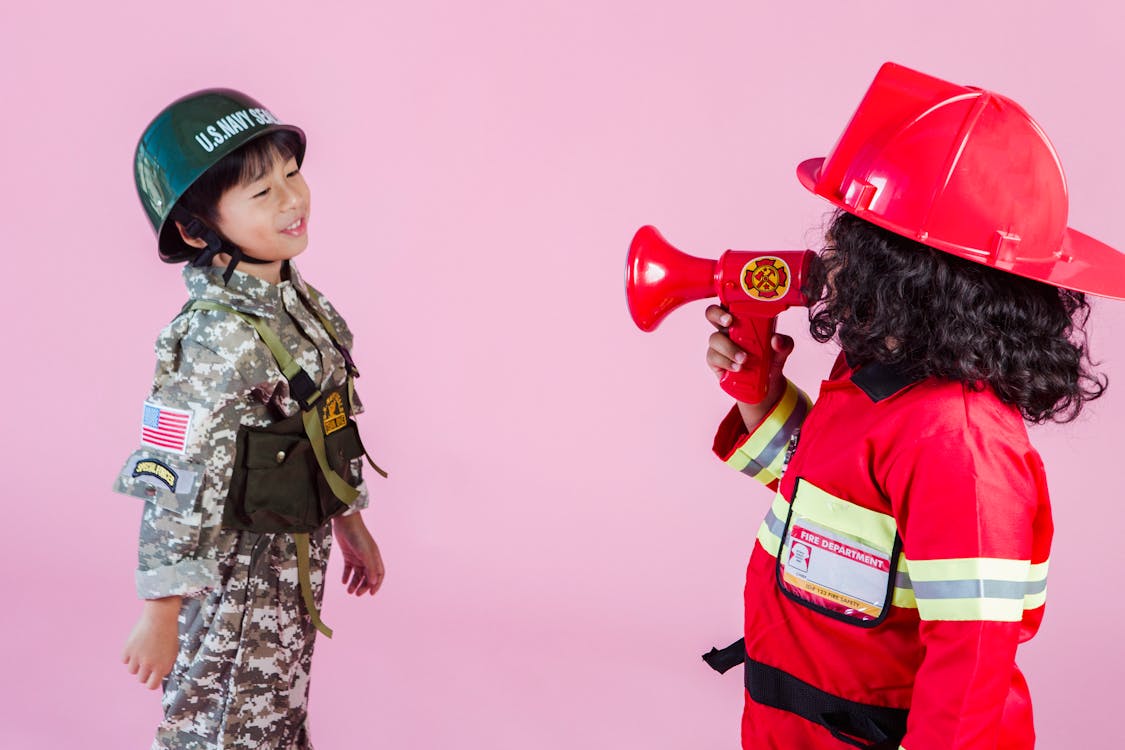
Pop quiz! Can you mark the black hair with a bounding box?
[805,211,1106,423]
[176,129,304,228]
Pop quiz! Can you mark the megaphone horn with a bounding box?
[626,226,718,331]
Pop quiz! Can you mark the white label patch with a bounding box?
[192,107,281,153]
[139,401,193,455]
[780,520,893,621]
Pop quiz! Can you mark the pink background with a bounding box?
[4,1,1123,747]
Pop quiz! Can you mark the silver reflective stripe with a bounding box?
[764,503,787,540]
[739,395,810,477]
[913,579,1029,600]
[895,572,1047,600]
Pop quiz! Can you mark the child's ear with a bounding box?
[175,221,210,249]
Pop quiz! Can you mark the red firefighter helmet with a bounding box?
[798,62,1125,299]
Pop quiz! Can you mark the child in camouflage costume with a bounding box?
[116,89,385,750]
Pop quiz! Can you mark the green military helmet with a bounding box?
[135,88,306,262]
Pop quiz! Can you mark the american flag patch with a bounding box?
[140,401,193,454]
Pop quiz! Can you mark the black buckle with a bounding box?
[288,369,322,411]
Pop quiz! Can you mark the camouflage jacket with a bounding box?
[114,264,369,599]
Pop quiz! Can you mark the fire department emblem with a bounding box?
[322,392,347,435]
[740,257,791,300]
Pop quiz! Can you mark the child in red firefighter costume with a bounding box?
[703,63,1125,749]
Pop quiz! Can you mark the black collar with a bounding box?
[845,353,925,403]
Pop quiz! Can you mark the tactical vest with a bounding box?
[184,297,385,637]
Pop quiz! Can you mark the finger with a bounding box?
[768,334,796,375]
[341,563,353,585]
[126,657,140,675]
[708,331,747,367]
[348,567,363,594]
[705,304,733,330]
[706,348,741,374]
[146,668,163,690]
[771,333,795,358]
[368,563,385,595]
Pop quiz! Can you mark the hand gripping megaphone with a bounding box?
[626,225,815,404]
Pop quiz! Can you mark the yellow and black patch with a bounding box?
[132,459,179,492]
[322,392,348,435]
[740,257,791,300]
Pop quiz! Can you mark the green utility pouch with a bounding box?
[224,386,365,534]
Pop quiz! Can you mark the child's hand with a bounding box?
[705,304,795,427]
[122,597,180,690]
[333,513,385,596]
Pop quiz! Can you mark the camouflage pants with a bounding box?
[153,526,331,750]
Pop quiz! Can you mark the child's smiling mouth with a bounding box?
[281,216,307,236]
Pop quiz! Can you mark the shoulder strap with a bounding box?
[299,287,361,378]
[184,300,323,410]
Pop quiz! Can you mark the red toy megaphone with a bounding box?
[626,225,815,403]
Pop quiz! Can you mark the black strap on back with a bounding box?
[701,638,746,675]
[744,658,908,749]
[703,640,908,749]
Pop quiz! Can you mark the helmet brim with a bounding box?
[797,157,1125,300]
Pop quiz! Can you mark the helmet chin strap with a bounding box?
[179,214,270,284]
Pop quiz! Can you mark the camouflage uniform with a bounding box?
[114,263,368,750]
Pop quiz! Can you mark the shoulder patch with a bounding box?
[132,458,180,492]
[140,401,193,454]
[114,450,204,516]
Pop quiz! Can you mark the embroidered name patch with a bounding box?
[132,459,179,492]
[140,401,193,455]
[322,392,347,435]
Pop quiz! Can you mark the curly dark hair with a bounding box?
[805,211,1106,423]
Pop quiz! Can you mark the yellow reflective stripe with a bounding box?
[750,440,790,484]
[1029,560,1049,581]
[906,557,1030,582]
[892,556,916,607]
[915,597,1025,622]
[755,492,789,557]
[1024,560,1049,609]
[724,450,752,474]
[892,586,916,608]
[756,519,780,557]
[792,480,897,550]
[901,556,1048,621]
[738,380,799,456]
[724,380,805,483]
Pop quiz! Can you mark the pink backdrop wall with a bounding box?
[4,1,1123,747]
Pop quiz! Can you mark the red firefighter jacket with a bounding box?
[713,353,1050,750]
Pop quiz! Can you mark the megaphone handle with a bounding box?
[719,315,775,404]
